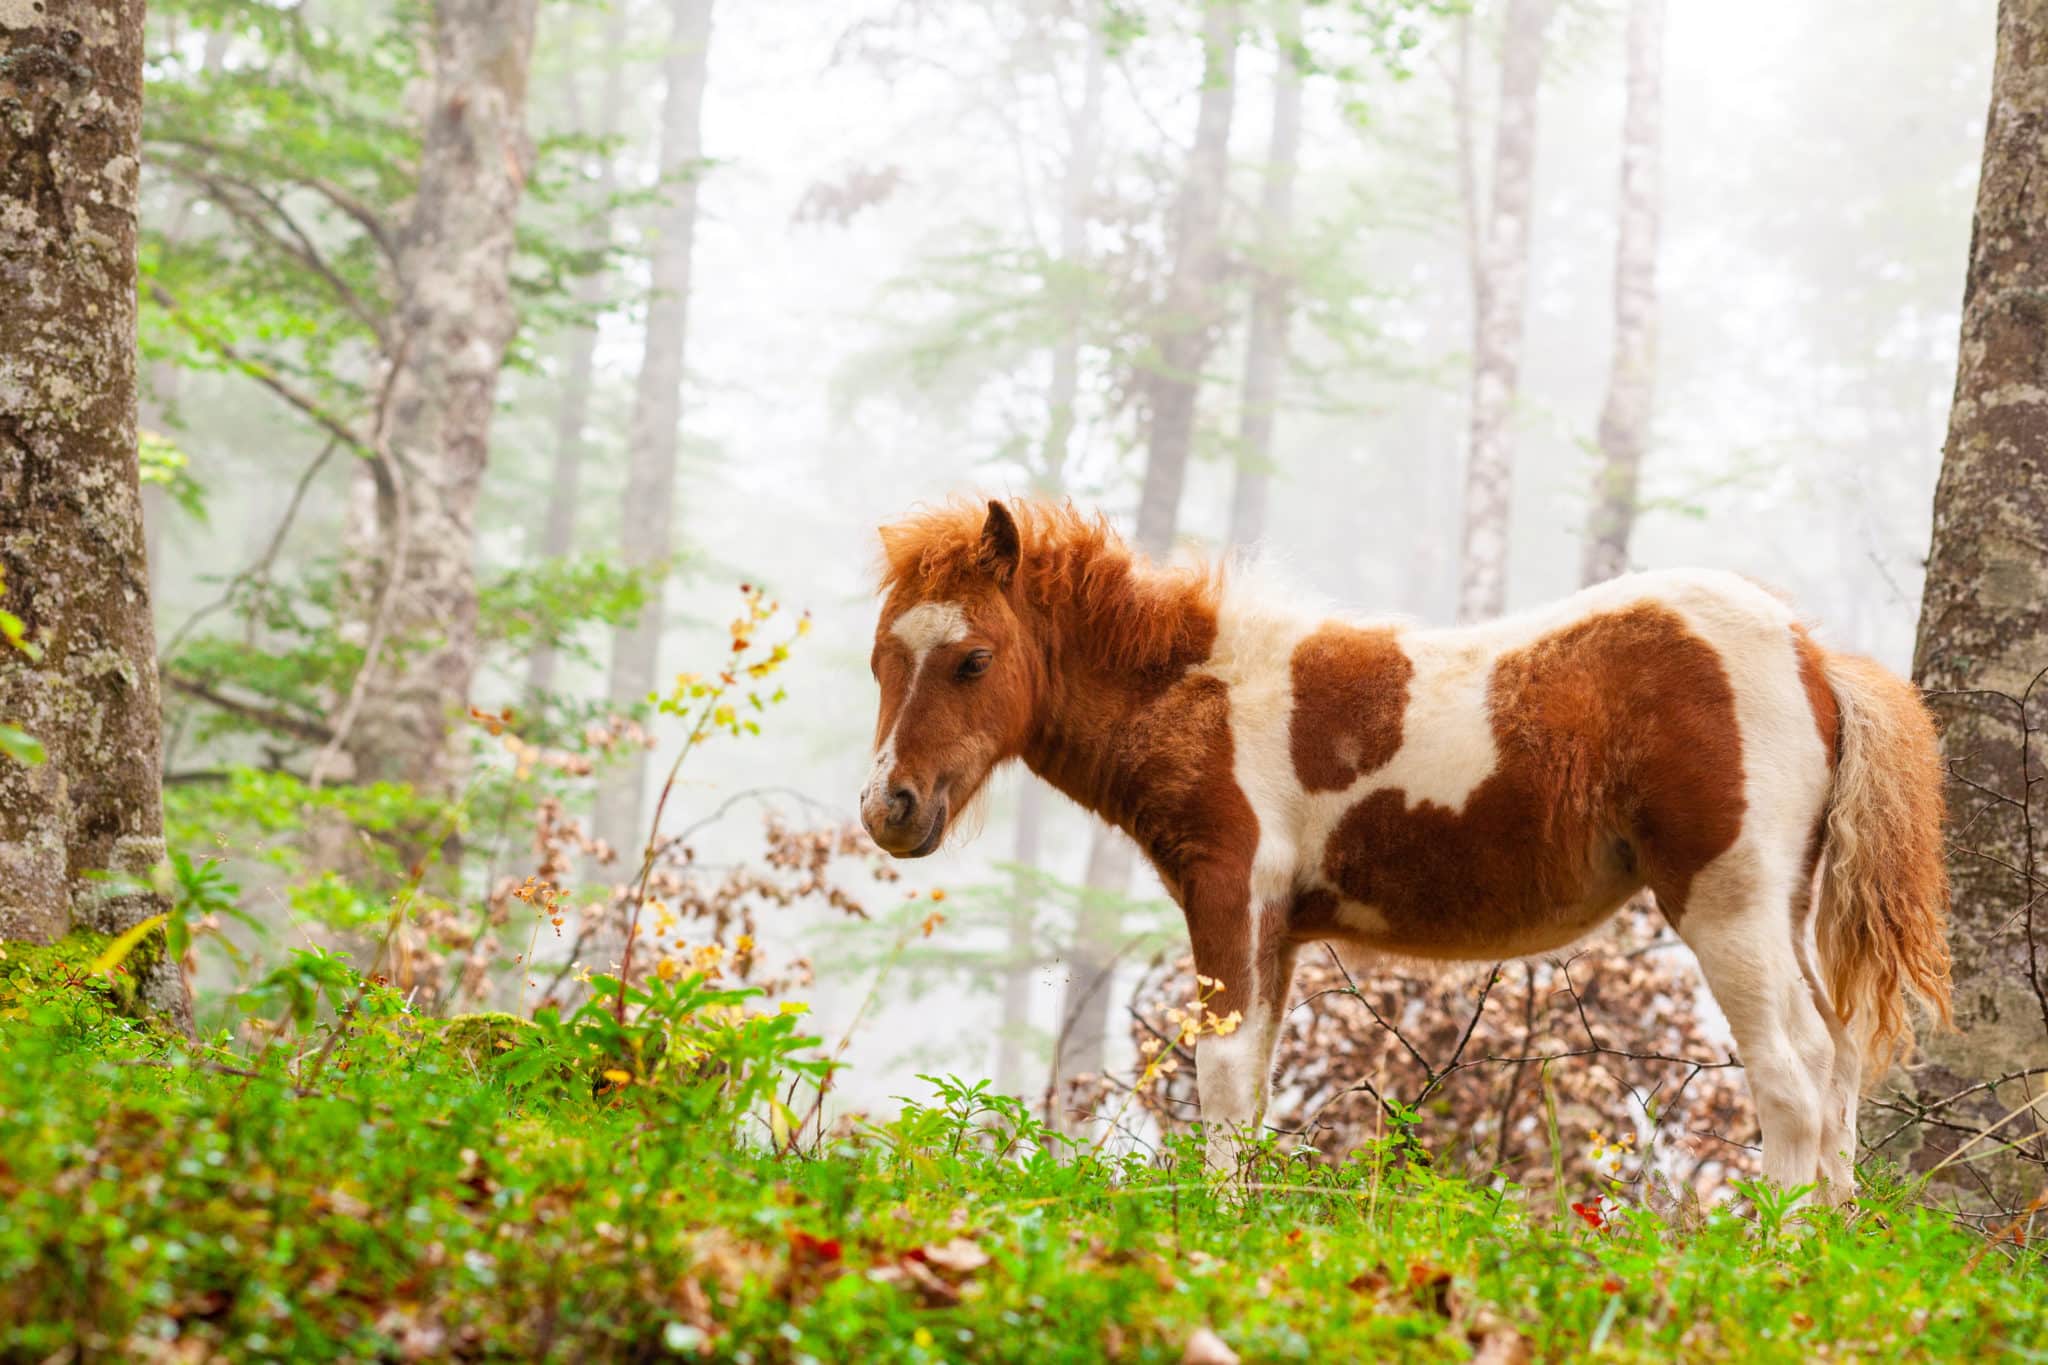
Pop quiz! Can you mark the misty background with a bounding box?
[141,0,1991,1112]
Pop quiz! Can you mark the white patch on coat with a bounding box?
[890,600,970,654]
[1352,634,1498,812]
[1197,1026,1266,1170]
[862,600,970,820]
[1197,581,1316,916]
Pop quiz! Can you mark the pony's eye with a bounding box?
[957,650,992,681]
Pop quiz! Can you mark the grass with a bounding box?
[0,944,2043,1363]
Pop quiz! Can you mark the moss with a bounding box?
[0,927,166,1023]
[437,1011,540,1067]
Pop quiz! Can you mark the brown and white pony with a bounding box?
[859,499,1952,1197]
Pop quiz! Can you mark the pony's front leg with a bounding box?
[1184,876,1296,1176]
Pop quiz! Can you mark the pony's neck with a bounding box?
[1015,552,1222,848]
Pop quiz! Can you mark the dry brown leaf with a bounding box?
[918,1237,990,1276]
[1180,1327,1240,1365]
[1471,1329,1534,1365]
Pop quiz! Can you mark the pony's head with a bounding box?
[860,500,1042,857]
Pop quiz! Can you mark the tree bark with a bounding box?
[1056,1,1241,1114]
[337,0,540,792]
[1884,0,2048,1207]
[594,0,715,857]
[1580,0,1663,587]
[1226,0,1303,551]
[1456,0,1560,623]
[0,0,189,1026]
[525,4,633,704]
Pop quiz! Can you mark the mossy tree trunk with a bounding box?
[1881,0,2048,1211]
[0,0,189,1028]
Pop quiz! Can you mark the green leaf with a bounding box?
[0,724,44,765]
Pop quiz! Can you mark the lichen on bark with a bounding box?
[0,0,188,1029]
[1877,0,2048,1210]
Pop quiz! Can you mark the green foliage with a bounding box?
[139,429,210,522]
[0,953,2040,1362]
[0,725,44,767]
[476,553,658,664]
[1,564,43,765]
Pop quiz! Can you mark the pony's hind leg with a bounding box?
[1793,920,1860,1199]
[1666,853,1835,1197]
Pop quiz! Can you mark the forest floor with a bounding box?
[2,937,2044,1364]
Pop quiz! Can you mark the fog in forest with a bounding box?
[138,0,1992,1113]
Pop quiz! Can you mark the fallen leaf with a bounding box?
[1180,1327,1239,1365]
[1470,1329,1534,1365]
[788,1229,842,1266]
[916,1237,990,1276]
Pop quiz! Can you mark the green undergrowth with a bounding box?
[0,951,2041,1363]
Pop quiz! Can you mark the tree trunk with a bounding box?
[1131,0,1241,557]
[1226,0,1303,551]
[1000,4,1106,1099]
[1580,0,1664,587]
[995,780,1045,1096]
[1456,0,1560,623]
[0,0,189,1026]
[525,5,633,704]
[1032,3,1105,496]
[337,0,540,793]
[1885,0,2048,1208]
[1056,1,1241,1116]
[594,0,715,858]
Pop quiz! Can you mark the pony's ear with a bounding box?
[978,500,1021,585]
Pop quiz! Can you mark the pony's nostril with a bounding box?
[887,788,916,826]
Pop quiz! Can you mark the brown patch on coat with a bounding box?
[1304,605,1747,956]
[1288,624,1412,792]
[1790,625,1840,767]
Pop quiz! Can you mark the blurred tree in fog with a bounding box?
[1060,0,1244,1119]
[595,0,718,859]
[142,0,549,797]
[1580,0,1662,586]
[526,3,636,704]
[334,0,542,795]
[1224,0,1303,551]
[1457,0,1561,621]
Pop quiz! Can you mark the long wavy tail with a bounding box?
[1813,650,1954,1080]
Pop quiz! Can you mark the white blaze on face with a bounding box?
[861,601,969,824]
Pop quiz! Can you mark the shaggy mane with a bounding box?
[876,498,1223,670]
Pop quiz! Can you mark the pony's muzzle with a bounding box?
[862,781,948,858]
